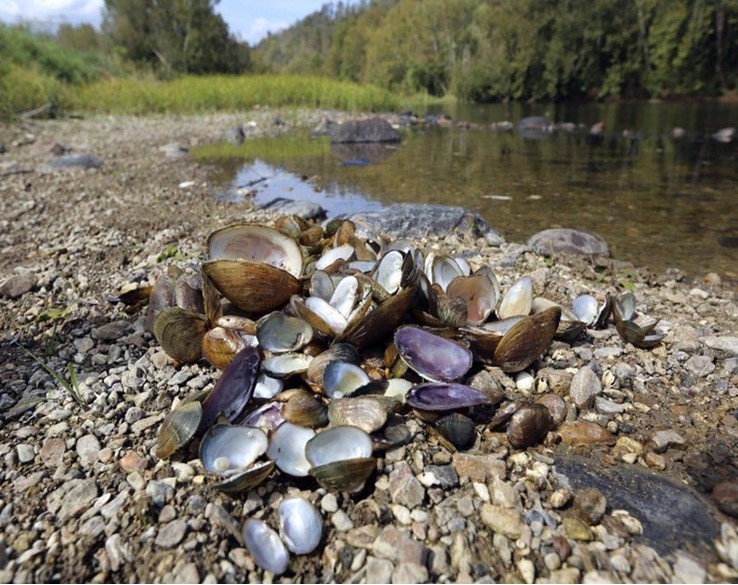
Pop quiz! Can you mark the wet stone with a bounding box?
[321,493,338,513]
[527,228,610,257]
[155,519,188,548]
[389,461,425,508]
[372,525,427,565]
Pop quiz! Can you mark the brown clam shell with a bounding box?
[309,456,376,493]
[146,276,176,332]
[506,402,553,449]
[327,397,388,434]
[447,272,498,325]
[153,307,209,363]
[156,400,203,459]
[203,259,302,313]
[339,284,416,349]
[281,389,328,428]
[493,307,561,372]
[202,326,255,370]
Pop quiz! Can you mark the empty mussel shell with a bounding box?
[202,325,258,370]
[304,426,374,467]
[493,307,561,373]
[200,424,269,476]
[613,292,636,323]
[322,361,370,398]
[497,276,533,319]
[305,343,361,390]
[213,459,276,493]
[394,326,472,382]
[339,284,416,349]
[309,456,377,494]
[257,312,314,353]
[146,276,176,332]
[327,397,388,434]
[281,389,328,428]
[446,272,499,325]
[262,352,313,379]
[616,319,664,349]
[266,422,315,476]
[156,400,203,459]
[243,519,290,576]
[373,250,405,295]
[406,383,492,412]
[278,497,323,555]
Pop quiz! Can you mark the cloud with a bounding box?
[0,0,103,25]
[238,16,288,45]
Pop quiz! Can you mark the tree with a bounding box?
[102,0,250,75]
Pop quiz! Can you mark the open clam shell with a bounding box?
[267,422,315,476]
[281,389,328,428]
[202,325,258,370]
[207,223,303,277]
[447,272,498,326]
[373,250,405,295]
[305,343,361,390]
[497,276,533,319]
[262,352,313,379]
[339,284,415,349]
[327,397,389,434]
[203,259,302,314]
[394,326,472,382]
[493,307,561,373]
[616,319,664,349]
[613,292,636,323]
[322,361,370,398]
[309,457,377,494]
[243,519,290,576]
[305,426,373,466]
[278,497,323,555]
[257,312,313,353]
[200,424,269,476]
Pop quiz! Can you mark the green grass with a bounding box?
[191,131,330,162]
[14,340,85,407]
[71,74,401,115]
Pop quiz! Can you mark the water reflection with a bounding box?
[202,103,737,280]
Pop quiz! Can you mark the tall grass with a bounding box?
[71,74,401,114]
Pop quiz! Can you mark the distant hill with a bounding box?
[253,0,738,102]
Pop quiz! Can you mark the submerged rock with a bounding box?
[528,228,610,257]
[44,153,102,171]
[346,203,504,243]
[330,117,400,144]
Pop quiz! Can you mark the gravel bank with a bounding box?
[0,111,737,583]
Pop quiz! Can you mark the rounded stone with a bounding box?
[76,434,101,467]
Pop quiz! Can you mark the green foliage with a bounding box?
[14,340,85,407]
[255,0,738,101]
[72,74,400,114]
[191,132,330,162]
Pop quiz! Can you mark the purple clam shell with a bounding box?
[394,326,472,382]
[406,383,492,411]
[201,346,260,429]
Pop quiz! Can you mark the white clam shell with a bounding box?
[200,425,268,476]
[315,243,354,270]
[266,422,315,476]
[498,276,533,319]
[322,361,370,399]
[305,296,349,334]
[305,426,373,467]
[278,497,323,555]
[253,372,284,400]
[243,519,289,575]
[374,250,404,295]
[330,275,359,319]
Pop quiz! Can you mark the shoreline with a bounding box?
[0,111,736,583]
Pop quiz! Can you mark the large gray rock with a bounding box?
[330,117,400,144]
[346,203,504,244]
[261,198,326,220]
[528,228,610,257]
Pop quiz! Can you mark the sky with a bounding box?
[0,0,333,45]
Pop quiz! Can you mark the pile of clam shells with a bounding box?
[117,217,664,573]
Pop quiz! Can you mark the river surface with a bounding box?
[202,102,737,281]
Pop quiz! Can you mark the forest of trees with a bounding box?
[254,0,738,101]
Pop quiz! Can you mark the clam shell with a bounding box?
[316,243,354,271]
[339,284,415,349]
[535,392,567,426]
[153,307,209,364]
[202,325,257,370]
[406,382,492,412]
[203,259,302,313]
[201,346,260,429]
[435,412,476,450]
[146,276,175,332]
[275,214,305,241]
[257,312,313,353]
[267,422,315,476]
[213,459,275,493]
[460,325,503,364]
[305,343,361,390]
[304,426,373,467]
[374,250,405,295]
[309,457,377,493]
[243,519,289,576]
[310,270,334,301]
[493,307,561,373]
[394,326,472,382]
[613,292,636,323]
[497,276,533,319]
[207,223,303,277]
[330,275,359,319]
[235,402,285,434]
[281,389,328,428]
[572,294,599,325]
[327,397,388,434]
[253,372,284,400]
[426,254,464,291]
[199,424,268,475]
[156,400,203,459]
[175,273,204,313]
[447,272,498,325]
[278,497,323,555]
[262,352,313,378]
[616,319,664,349]
[322,361,370,399]
[506,403,553,449]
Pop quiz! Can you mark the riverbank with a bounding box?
[0,111,736,583]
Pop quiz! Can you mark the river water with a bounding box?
[203,102,737,281]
